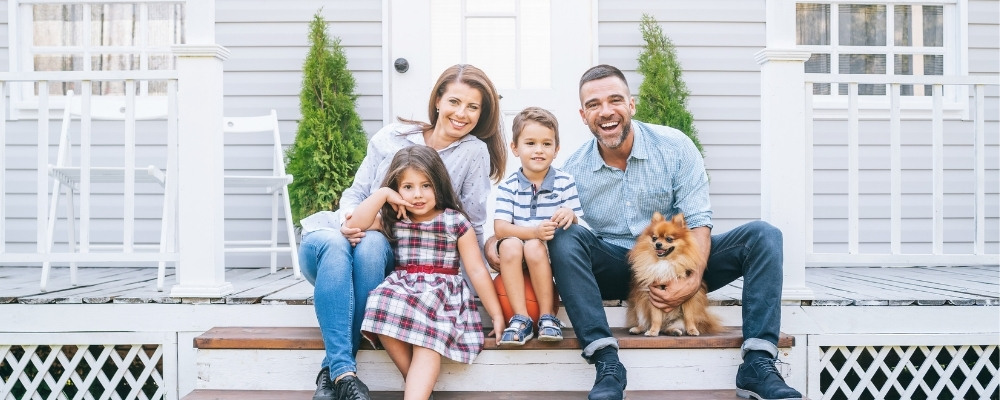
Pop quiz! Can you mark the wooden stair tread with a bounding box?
[182,389,738,400]
[194,326,794,350]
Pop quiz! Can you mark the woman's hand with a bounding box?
[340,212,365,246]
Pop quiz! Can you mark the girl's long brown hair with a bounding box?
[398,64,506,182]
[378,145,468,241]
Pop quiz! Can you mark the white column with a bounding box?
[758,0,814,301]
[169,0,233,298]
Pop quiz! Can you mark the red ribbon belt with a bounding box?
[395,264,458,275]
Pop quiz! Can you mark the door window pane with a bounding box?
[519,1,550,89]
[466,18,516,88]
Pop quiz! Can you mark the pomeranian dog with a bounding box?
[626,212,721,337]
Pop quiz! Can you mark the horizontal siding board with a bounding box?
[687,96,759,121]
[702,146,760,170]
[706,171,761,195]
[598,0,764,23]
[968,0,999,24]
[599,46,763,72]
[216,0,381,23]
[599,21,764,47]
[221,95,382,129]
[217,22,381,47]
[968,49,999,74]
[223,46,382,72]
[222,70,381,96]
[695,121,762,145]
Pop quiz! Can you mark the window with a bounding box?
[797,2,956,98]
[10,1,184,101]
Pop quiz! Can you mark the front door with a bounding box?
[387,0,594,174]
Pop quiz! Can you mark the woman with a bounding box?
[297,64,505,400]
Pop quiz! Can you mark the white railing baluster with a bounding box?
[931,84,944,255]
[847,82,859,255]
[805,82,815,255]
[124,80,137,253]
[81,81,93,254]
[890,83,901,255]
[37,83,50,255]
[0,82,6,254]
[974,85,985,256]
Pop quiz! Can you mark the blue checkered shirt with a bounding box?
[561,120,712,248]
[494,167,583,227]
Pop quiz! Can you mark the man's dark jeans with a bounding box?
[547,221,784,360]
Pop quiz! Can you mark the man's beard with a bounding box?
[593,120,631,149]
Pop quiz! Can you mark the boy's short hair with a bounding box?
[511,106,559,147]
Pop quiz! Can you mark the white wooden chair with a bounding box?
[42,90,176,291]
[222,110,300,278]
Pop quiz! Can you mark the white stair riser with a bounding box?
[195,347,772,391]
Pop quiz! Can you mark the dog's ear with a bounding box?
[652,212,664,223]
[671,213,686,227]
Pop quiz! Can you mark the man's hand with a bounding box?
[340,212,365,246]
[484,235,500,269]
[647,272,702,313]
[550,207,576,229]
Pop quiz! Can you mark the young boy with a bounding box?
[494,107,583,345]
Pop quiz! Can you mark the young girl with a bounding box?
[347,146,506,400]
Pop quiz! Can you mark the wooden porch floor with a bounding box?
[1,265,996,306]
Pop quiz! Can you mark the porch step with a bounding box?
[182,389,738,399]
[194,326,795,351]
[193,327,795,392]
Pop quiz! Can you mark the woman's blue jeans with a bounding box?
[547,221,784,361]
[298,229,392,378]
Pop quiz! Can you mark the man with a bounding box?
[489,64,803,400]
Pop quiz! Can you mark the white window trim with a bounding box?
[6,0,183,120]
[799,0,971,120]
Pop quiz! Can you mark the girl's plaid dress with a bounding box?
[361,208,485,364]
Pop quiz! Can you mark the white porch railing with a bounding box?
[1,0,233,297]
[804,74,999,267]
[0,72,180,272]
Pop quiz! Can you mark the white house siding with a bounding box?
[596,0,767,234]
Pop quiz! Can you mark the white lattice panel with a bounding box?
[0,333,176,400]
[809,334,999,400]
